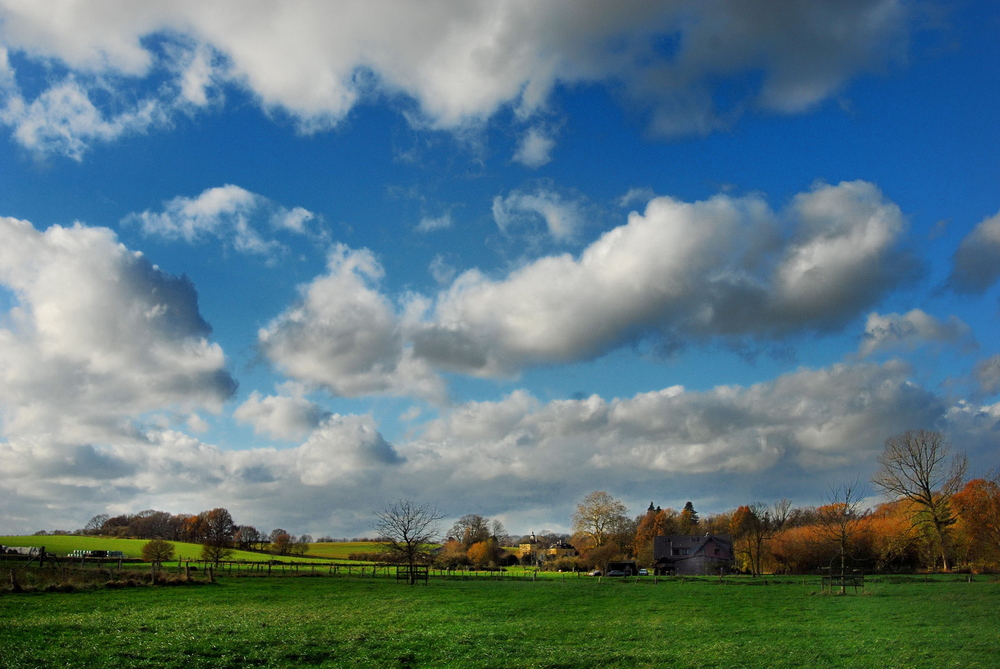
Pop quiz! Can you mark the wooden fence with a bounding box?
[6,551,990,590]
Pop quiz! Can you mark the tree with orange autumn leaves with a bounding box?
[634,504,678,565]
[953,474,1000,569]
[746,499,920,575]
[590,440,998,575]
[466,537,506,568]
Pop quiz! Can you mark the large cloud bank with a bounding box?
[4,355,977,535]
[0,0,910,157]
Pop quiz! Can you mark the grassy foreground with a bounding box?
[1,576,998,668]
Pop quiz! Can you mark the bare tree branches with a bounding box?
[817,479,870,591]
[374,499,442,584]
[872,429,967,570]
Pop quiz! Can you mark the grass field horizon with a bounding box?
[2,574,997,668]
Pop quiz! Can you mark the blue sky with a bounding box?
[1,0,999,538]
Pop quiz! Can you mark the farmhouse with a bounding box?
[546,540,576,558]
[518,535,577,564]
[518,533,540,560]
[652,534,734,576]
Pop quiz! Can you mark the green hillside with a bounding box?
[304,541,383,559]
[1,536,337,562]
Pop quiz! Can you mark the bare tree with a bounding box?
[772,498,793,530]
[490,519,509,546]
[450,514,492,547]
[572,491,628,548]
[83,514,109,535]
[292,535,312,556]
[872,429,966,570]
[374,499,442,584]
[817,480,870,593]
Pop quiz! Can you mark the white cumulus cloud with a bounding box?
[257,181,917,390]
[124,185,322,257]
[0,216,236,445]
[492,186,586,241]
[234,391,332,441]
[512,126,555,168]
[258,244,446,402]
[416,180,917,375]
[416,213,453,233]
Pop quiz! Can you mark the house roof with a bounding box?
[653,534,733,562]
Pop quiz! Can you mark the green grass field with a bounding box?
[305,541,383,559]
[1,574,997,668]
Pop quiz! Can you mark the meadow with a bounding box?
[0,535,376,563]
[2,573,998,669]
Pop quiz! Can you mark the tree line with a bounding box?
[37,428,1000,574]
[73,508,328,563]
[561,429,1000,575]
[376,429,999,576]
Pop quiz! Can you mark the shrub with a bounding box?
[142,539,175,564]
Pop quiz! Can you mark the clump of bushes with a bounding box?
[540,557,585,572]
[3,567,214,594]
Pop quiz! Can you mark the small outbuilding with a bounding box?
[653,534,734,576]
